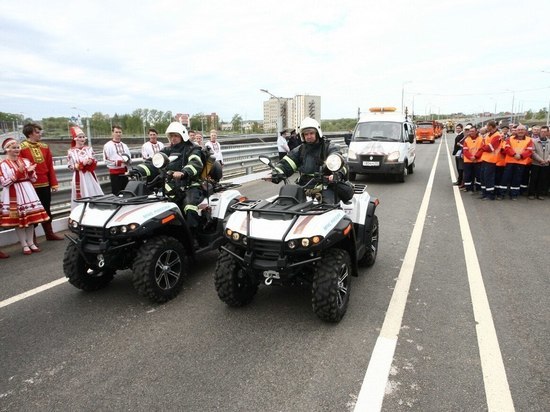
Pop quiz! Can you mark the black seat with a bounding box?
[277,184,306,205]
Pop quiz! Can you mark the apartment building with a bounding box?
[262,94,321,132]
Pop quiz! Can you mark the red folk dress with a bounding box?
[0,158,49,227]
[67,146,104,209]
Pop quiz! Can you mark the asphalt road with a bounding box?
[1,135,548,411]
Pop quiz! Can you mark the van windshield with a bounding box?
[353,122,402,141]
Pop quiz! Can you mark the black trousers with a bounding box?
[109,174,129,196]
[34,186,52,219]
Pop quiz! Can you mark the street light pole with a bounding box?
[401,81,412,114]
[260,88,283,134]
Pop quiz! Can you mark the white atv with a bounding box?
[214,154,379,322]
[64,152,243,303]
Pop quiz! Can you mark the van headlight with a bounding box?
[347,149,357,160]
[386,151,400,162]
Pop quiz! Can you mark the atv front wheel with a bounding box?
[63,242,114,291]
[132,235,186,303]
[312,249,352,322]
[358,214,379,267]
[214,244,258,307]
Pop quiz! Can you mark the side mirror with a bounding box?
[344,133,352,146]
[408,133,415,144]
[259,155,272,166]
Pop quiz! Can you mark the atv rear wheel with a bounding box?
[63,242,114,291]
[214,244,258,307]
[359,214,379,267]
[312,249,352,322]
[132,235,186,303]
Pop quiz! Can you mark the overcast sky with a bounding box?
[1,0,549,122]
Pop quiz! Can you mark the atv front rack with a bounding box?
[75,193,164,206]
[231,197,339,216]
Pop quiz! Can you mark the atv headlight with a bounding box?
[287,236,323,250]
[386,151,400,162]
[226,229,247,244]
[68,218,79,230]
[326,153,345,172]
[152,152,169,169]
[108,224,139,235]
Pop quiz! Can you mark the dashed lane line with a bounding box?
[0,277,68,309]
[354,140,442,411]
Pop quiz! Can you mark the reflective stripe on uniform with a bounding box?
[281,156,298,171]
[185,165,198,175]
[184,204,199,213]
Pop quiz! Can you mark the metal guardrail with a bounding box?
[47,143,281,217]
[2,138,344,222]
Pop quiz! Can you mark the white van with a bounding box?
[345,107,416,182]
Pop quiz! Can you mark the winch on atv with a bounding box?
[214,154,379,322]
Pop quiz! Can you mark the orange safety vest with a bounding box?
[480,131,502,164]
[496,136,508,167]
[463,136,483,163]
[505,136,533,165]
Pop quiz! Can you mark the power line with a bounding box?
[407,85,550,98]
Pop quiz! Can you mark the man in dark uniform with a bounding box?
[269,117,353,203]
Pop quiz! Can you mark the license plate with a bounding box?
[363,161,379,166]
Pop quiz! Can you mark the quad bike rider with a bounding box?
[214,118,380,322]
[63,122,241,303]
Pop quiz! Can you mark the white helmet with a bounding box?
[165,122,189,142]
[299,117,323,142]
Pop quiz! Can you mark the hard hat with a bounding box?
[299,117,323,142]
[165,122,189,142]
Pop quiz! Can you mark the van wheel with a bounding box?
[396,165,407,183]
[407,162,414,175]
[349,172,357,181]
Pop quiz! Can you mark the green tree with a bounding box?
[536,108,548,120]
[231,114,242,132]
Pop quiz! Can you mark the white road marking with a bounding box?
[0,277,68,309]
[355,141,442,411]
[444,137,515,411]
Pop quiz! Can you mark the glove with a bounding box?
[128,168,142,178]
[270,171,283,184]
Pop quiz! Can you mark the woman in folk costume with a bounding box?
[67,126,104,209]
[0,138,49,255]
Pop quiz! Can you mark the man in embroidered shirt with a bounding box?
[103,125,131,195]
[141,128,165,160]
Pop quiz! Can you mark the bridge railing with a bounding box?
[3,136,344,222]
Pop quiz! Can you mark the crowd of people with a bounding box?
[1,121,228,258]
[452,121,549,201]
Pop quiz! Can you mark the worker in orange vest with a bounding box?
[479,121,502,200]
[501,125,534,200]
[461,125,483,193]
